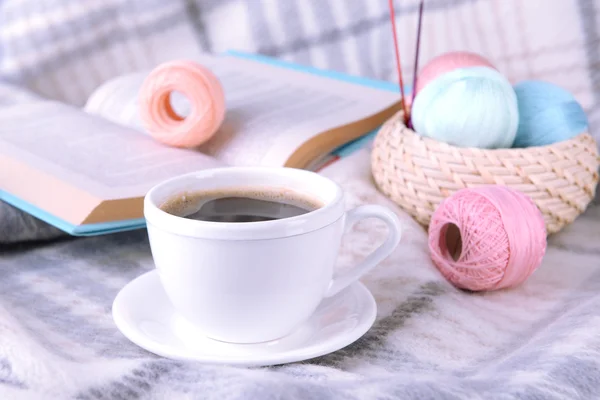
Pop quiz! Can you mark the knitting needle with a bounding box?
[388,0,409,123]
[408,0,424,129]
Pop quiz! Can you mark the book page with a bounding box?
[0,101,224,200]
[198,55,400,167]
[85,53,401,168]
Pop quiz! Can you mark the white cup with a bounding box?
[144,167,402,343]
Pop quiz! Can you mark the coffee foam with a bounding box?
[159,186,325,218]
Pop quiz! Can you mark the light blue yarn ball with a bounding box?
[411,66,519,149]
[512,80,588,148]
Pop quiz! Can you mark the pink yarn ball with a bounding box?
[139,60,226,148]
[416,51,496,94]
[428,186,547,292]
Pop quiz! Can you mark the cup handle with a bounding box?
[325,204,402,297]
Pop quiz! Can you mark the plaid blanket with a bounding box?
[3,148,600,399]
[1,1,600,399]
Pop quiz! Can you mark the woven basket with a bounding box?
[371,111,600,234]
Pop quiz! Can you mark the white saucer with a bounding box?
[112,270,377,367]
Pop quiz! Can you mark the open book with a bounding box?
[0,51,401,236]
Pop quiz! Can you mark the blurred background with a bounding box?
[0,0,597,129]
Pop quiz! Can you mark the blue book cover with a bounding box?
[0,51,402,237]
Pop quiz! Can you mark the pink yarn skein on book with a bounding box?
[428,186,547,292]
[139,60,226,148]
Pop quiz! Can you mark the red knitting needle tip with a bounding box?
[388,0,409,123]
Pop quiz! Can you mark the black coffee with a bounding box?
[159,187,323,223]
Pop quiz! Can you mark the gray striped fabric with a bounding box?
[2,148,600,399]
[1,0,598,111]
[1,1,600,398]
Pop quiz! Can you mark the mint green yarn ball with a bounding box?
[411,66,519,149]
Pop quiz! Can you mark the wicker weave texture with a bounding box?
[371,112,600,234]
